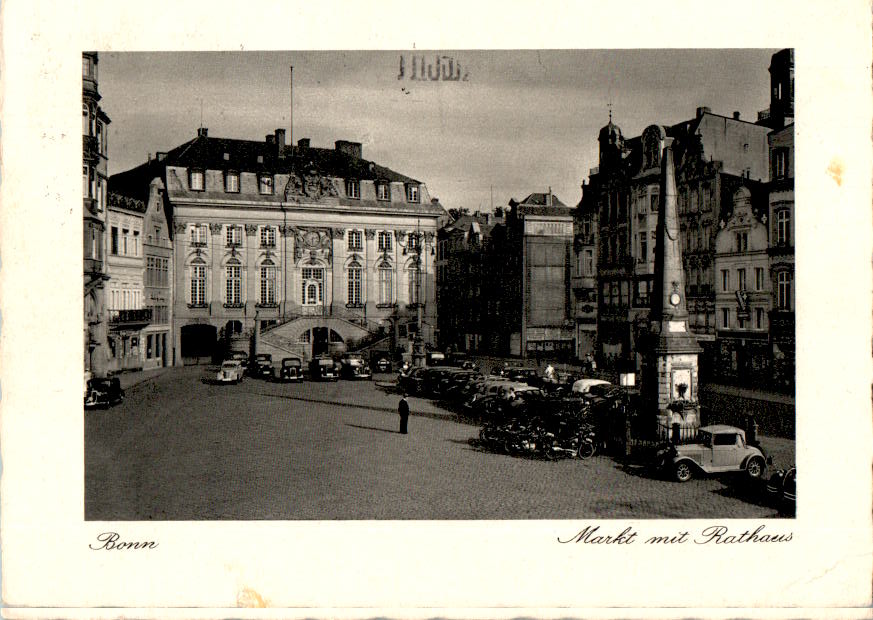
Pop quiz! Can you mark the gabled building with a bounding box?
[105,192,150,373]
[713,186,771,383]
[435,211,502,353]
[110,128,444,365]
[573,181,599,359]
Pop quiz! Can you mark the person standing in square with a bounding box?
[398,394,410,434]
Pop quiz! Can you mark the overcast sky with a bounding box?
[99,49,778,211]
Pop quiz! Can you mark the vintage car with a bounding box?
[84,377,125,408]
[571,378,611,394]
[374,357,392,373]
[340,354,372,380]
[659,424,769,483]
[216,360,245,383]
[278,357,303,382]
[766,466,796,513]
[309,356,339,381]
[397,366,426,394]
[252,353,273,378]
[227,350,249,369]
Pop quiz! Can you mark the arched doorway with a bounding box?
[181,323,218,365]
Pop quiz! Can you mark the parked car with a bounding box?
[659,424,770,483]
[227,350,249,369]
[216,360,245,383]
[278,357,303,382]
[84,377,124,408]
[572,378,611,394]
[252,353,273,378]
[340,354,372,380]
[309,356,339,381]
[766,466,796,514]
[505,367,539,384]
[374,357,392,373]
[398,366,426,394]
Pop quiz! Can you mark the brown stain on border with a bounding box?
[237,586,269,608]
[827,156,844,186]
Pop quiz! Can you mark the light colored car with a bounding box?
[217,360,244,383]
[661,424,769,483]
[571,378,611,394]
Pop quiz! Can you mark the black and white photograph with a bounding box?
[2,1,872,616]
[83,49,797,521]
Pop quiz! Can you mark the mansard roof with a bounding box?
[109,130,425,205]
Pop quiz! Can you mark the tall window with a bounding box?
[348,230,362,251]
[776,210,791,246]
[737,268,746,291]
[378,266,393,304]
[584,249,594,276]
[347,263,362,305]
[777,271,792,310]
[258,174,273,195]
[650,191,659,212]
[638,232,647,262]
[301,267,323,305]
[773,149,789,179]
[755,267,765,290]
[377,183,391,201]
[756,308,765,329]
[225,171,240,193]
[408,264,421,304]
[82,104,89,135]
[260,261,277,305]
[189,169,204,191]
[722,307,730,329]
[736,232,748,253]
[405,184,420,203]
[721,269,730,292]
[346,179,360,199]
[225,260,242,305]
[226,225,242,247]
[110,227,119,255]
[260,226,276,248]
[408,233,420,252]
[190,260,206,306]
[378,231,392,252]
[190,224,207,246]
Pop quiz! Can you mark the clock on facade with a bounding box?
[669,292,681,306]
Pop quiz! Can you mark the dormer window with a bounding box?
[377,182,391,201]
[346,179,360,199]
[259,174,273,195]
[189,169,204,191]
[225,171,240,193]
[405,184,420,203]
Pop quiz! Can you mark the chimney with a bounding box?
[275,129,286,159]
[156,152,167,162]
[266,135,275,146]
[732,111,741,120]
[335,140,363,159]
[197,127,208,138]
[696,106,711,118]
[297,138,310,150]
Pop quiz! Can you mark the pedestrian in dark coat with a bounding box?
[398,394,410,434]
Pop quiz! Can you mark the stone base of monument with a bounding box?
[658,403,700,443]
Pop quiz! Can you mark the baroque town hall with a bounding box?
[108,128,444,367]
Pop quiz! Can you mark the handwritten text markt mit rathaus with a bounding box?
[557,524,793,545]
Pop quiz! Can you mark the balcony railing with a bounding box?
[108,309,152,324]
[191,240,207,248]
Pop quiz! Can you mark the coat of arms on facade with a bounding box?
[284,171,339,201]
[290,226,332,263]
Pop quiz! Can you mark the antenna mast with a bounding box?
[290,65,294,148]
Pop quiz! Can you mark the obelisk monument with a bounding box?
[645,136,702,432]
